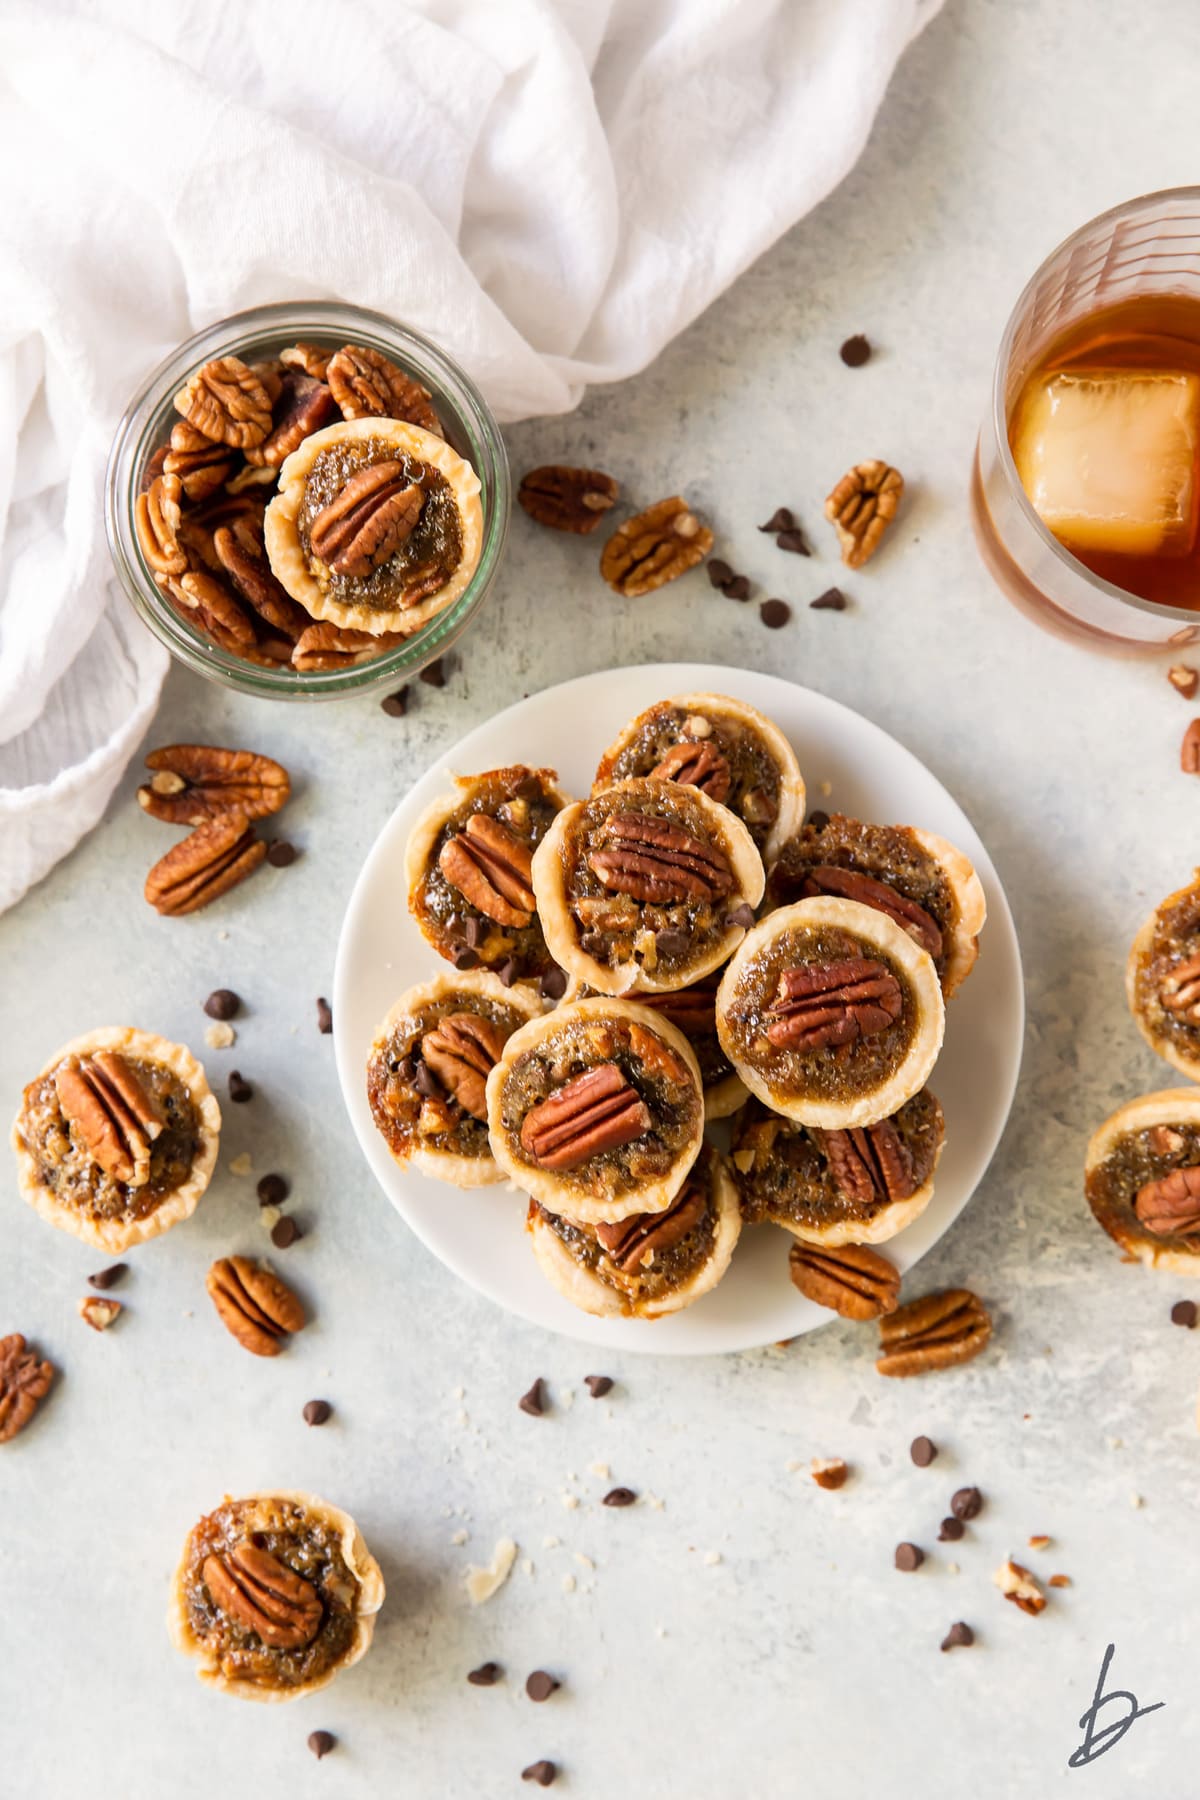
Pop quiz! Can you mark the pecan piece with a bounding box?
[213,520,310,640]
[167,568,258,652]
[876,1288,992,1377]
[1134,1165,1200,1236]
[280,341,332,380]
[326,344,442,433]
[163,421,234,501]
[421,1012,508,1120]
[518,465,619,534]
[291,623,404,671]
[1160,951,1200,1023]
[135,472,188,576]
[825,460,904,569]
[520,1063,650,1171]
[600,496,714,597]
[788,1241,900,1320]
[206,1255,306,1356]
[650,740,732,805]
[438,813,536,928]
[993,1559,1046,1617]
[588,810,733,904]
[173,355,273,449]
[800,866,943,961]
[594,1176,706,1271]
[309,461,425,577]
[0,1334,55,1445]
[202,1541,322,1649]
[766,958,903,1051]
[819,1118,915,1207]
[54,1051,161,1186]
[637,975,721,1036]
[79,1296,123,1331]
[144,813,267,917]
[138,745,290,825]
[245,371,337,467]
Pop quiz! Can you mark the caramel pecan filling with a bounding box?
[1088,1121,1200,1251]
[367,997,522,1161]
[732,1091,942,1230]
[536,1155,718,1301]
[297,438,462,612]
[599,705,782,848]
[1133,881,1200,1050]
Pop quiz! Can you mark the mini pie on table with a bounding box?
[366,972,544,1187]
[532,776,764,996]
[486,996,705,1225]
[405,766,570,981]
[263,417,482,636]
[716,897,945,1129]
[11,1027,220,1252]
[527,1143,741,1318]
[765,813,986,1000]
[168,1490,384,1701]
[592,691,805,863]
[1127,873,1200,1082]
[1086,1090,1200,1273]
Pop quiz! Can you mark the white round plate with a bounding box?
[334,664,1024,1354]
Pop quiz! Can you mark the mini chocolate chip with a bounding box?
[603,1486,637,1508]
[910,1435,938,1467]
[895,1542,925,1572]
[303,1399,332,1427]
[707,557,734,588]
[579,931,608,957]
[776,528,810,555]
[271,1216,302,1249]
[725,902,756,930]
[806,810,830,831]
[1171,1299,1198,1328]
[316,997,333,1035]
[759,598,791,629]
[519,1378,547,1417]
[463,916,485,948]
[257,1173,289,1207]
[228,1070,253,1103]
[950,1486,983,1521]
[759,507,794,533]
[723,574,751,601]
[451,944,480,970]
[940,1621,974,1652]
[468,1661,502,1686]
[88,1263,128,1290]
[525,1670,560,1702]
[497,959,519,987]
[420,657,446,688]
[938,1517,965,1542]
[267,840,297,868]
[415,1061,443,1098]
[655,929,691,958]
[522,1763,557,1788]
[839,334,872,367]
[584,1374,613,1398]
[204,989,240,1020]
[380,687,408,717]
[307,1731,336,1759]
[540,967,568,1001]
[396,1055,416,1082]
[810,586,847,611]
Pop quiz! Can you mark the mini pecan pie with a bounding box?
[405,766,570,980]
[1086,1090,1200,1273]
[766,814,986,999]
[732,1089,945,1244]
[168,1490,384,1701]
[264,418,482,636]
[567,972,747,1119]
[592,691,805,862]
[716,897,945,1128]
[1127,873,1200,1083]
[532,778,764,996]
[486,997,704,1225]
[366,972,543,1187]
[10,1028,221,1252]
[527,1144,740,1318]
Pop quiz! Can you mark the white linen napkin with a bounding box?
[0,0,942,914]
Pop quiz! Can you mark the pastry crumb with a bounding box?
[229,1152,253,1176]
[562,1573,576,1594]
[464,1538,517,1605]
[204,1021,236,1049]
[574,1552,594,1571]
[702,1551,722,1566]
[561,1493,580,1511]
[542,1535,560,1550]
[451,1529,469,1547]
[589,1461,611,1479]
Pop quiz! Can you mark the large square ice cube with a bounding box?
[1012,368,1200,557]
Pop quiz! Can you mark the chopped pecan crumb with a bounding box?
[809,1456,849,1490]
[994,1558,1046,1615]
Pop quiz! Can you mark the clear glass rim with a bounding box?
[990,184,1200,628]
[104,301,510,698]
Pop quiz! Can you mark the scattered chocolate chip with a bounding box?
[87,1264,128,1290]
[759,598,791,629]
[723,574,751,601]
[806,809,830,831]
[810,587,847,611]
[519,1378,547,1417]
[895,1542,925,1572]
[759,507,794,533]
[228,1070,253,1104]
[271,1216,302,1249]
[540,967,568,1001]
[1171,1299,1197,1328]
[463,916,485,948]
[307,1731,336,1759]
[257,1173,289,1207]
[725,902,756,929]
[204,989,240,1020]
[940,1621,974,1652]
[603,1486,637,1508]
[584,1374,613,1398]
[381,687,408,717]
[468,1661,502,1686]
[420,657,446,688]
[497,959,518,987]
[303,1399,332,1427]
[450,944,480,970]
[415,1061,443,1098]
[938,1517,965,1542]
[655,928,691,958]
[910,1435,938,1467]
[522,1763,557,1788]
[950,1486,983,1521]
[707,558,734,588]
[267,840,297,868]
[776,528,810,555]
[316,997,333,1034]
[525,1670,560,1702]
[839,333,872,367]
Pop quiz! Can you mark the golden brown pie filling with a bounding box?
[368,990,533,1163]
[1087,1121,1200,1257]
[1129,879,1200,1061]
[595,703,784,852]
[578,974,737,1098]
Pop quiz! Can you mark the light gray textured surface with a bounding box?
[4,2,1200,1793]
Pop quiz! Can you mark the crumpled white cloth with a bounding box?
[0,0,942,914]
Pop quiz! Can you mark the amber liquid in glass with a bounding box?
[1009,294,1200,610]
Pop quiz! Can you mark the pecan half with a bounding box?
[650,740,732,805]
[280,341,332,380]
[520,1063,650,1171]
[438,814,536,928]
[135,472,188,576]
[206,1255,306,1356]
[799,866,942,960]
[819,1118,915,1207]
[788,1241,901,1320]
[0,1334,55,1445]
[420,1012,507,1120]
[1134,1165,1200,1236]
[168,568,257,652]
[1160,952,1200,1023]
[588,811,733,904]
[876,1288,992,1377]
[54,1051,161,1186]
[245,371,337,467]
[594,1176,706,1271]
[993,1559,1046,1617]
[144,814,267,916]
[202,1541,322,1649]
[163,421,234,501]
[138,745,291,826]
[291,623,405,670]
[213,520,310,640]
[309,461,425,577]
[637,975,721,1036]
[173,355,273,449]
[766,958,903,1051]
[518,466,619,534]
[825,460,904,569]
[326,344,441,433]
[600,496,714,597]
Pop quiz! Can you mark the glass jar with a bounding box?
[105,301,510,698]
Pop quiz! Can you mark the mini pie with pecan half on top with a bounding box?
[168,1490,384,1702]
[486,997,704,1225]
[532,777,764,996]
[1086,1089,1200,1275]
[366,972,543,1187]
[264,417,482,636]
[592,691,805,863]
[716,897,945,1129]
[731,1089,945,1245]
[406,766,570,981]
[527,1143,741,1318]
[11,1027,220,1252]
[765,813,986,1000]
[1127,872,1200,1083]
